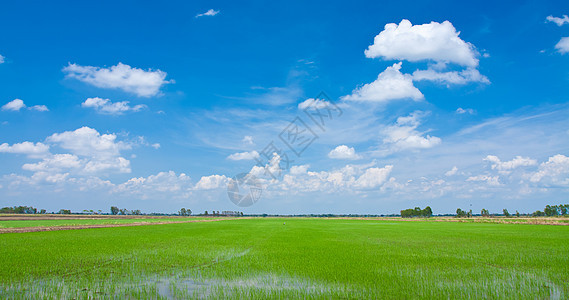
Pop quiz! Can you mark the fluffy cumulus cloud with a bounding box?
[194,174,229,190]
[328,145,362,160]
[2,99,48,112]
[47,127,131,159]
[353,165,393,189]
[484,155,537,174]
[277,163,393,193]
[546,15,569,26]
[22,154,82,172]
[227,151,259,161]
[379,111,441,154]
[365,19,479,67]
[2,99,25,111]
[412,67,489,85]
[3,127,135,177]
[555,37,569,54]
[195,9,219,18]
[530,154,569,186]
[62,62,172,97]
[0,142,50,158]
[81,97,146,115]
[115,171,192,199]
[342,62,423,102]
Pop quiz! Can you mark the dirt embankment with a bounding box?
[0,214,202,221]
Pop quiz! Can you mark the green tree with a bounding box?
[178,208,191,216]
[456,208,466,218]
[110,206,119,215]
[481,208,490,217]
[503,209,510,217]
[544,205,559,216]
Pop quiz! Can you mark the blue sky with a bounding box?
[1,0,569,214]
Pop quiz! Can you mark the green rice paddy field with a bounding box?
[0,218,567,299]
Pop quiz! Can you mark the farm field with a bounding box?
[0,215,212,229]
[0,218,568,299]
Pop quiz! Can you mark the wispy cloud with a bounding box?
[195,9,219,18]
[81,97,146,115]
[546,15,569,26]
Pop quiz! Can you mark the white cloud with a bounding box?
[412,67,489,85]
[39,127,133,174]
[115,171,191,198]
[530,154,569,185]
[328,145,362,160]
[22,154,82,172]
[81,97,146,115]
[342,62,424,102]
[194,174,228,190]
[2,99,49,112]
[276,162,392,192]
[84,157,131,173]
[47,127,130,159]
[249,152,283,179]
[0,142,50,158]
[466,175,501,186]
[2,99,26,111]
[456,107,475,115]
[242,136,254,145]
[289,164,310,175]
[380,111,441,154]
[445,166,458,176]
[546,15,569,26]
[29,105,49,111]
[555,37,569,54]
[0,54,4,64]
[365,19,479,67]
[151,143,160,149]
[353,165,393,189]
[1,127,133,175]
[484,155,537,174]
[227,151,260,161]
[62,62,172,97]
[298,98,330,109]
[195,9,219,18]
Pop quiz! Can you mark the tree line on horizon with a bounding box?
[400,206,433,218]
[1,204,568,217]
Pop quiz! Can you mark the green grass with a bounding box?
[0,217,208,228]
[0,218,567,299]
